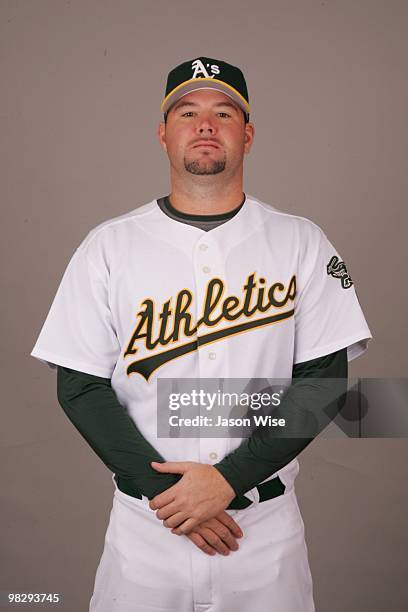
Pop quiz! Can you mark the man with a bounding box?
[31,57,372,611]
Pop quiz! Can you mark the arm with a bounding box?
[212,347,348,496]
[57,365,248,507]
[57,365,245,555]
[56,365,181,499]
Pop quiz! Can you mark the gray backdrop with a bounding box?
[1,0,407,610]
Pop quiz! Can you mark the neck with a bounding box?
[168,170,244,215]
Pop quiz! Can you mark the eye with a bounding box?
[181,111,195,117]
[217,112,231,118]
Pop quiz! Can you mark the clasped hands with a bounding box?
[149,460,243,556]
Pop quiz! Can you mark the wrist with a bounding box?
[213,463,246,497]
[212,465,236,502]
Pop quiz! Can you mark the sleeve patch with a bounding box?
[326,255,353,289]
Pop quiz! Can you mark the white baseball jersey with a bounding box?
[30,194,372,611]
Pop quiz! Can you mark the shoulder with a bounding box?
[74,199,158,256]
[246,194,327,245]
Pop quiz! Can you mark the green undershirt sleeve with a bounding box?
[212,348,348,497]
[56,366,181,500]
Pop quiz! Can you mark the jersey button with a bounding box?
[203,266,211,273]
[208,352,216,360]
[199,243,208,251]
[209,452,218,460]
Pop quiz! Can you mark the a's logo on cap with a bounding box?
[191,59,220,79]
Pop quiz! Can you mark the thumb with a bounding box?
[150,461,190,474]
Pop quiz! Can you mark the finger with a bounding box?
[196,526,232,556]
[204,520,239,551]
[163,511,188,529]
[171,517,198,536]
[155,501,182,521]
[216,511,244,538]
[149,489,177,511]
[150,461,190,474]
[187,532,216,556]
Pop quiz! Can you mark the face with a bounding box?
[158,89,254,178]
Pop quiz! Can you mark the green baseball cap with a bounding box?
[161,57,250,121]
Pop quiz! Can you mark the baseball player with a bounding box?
[30,57,372,611]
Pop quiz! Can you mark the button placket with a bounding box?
[193,237,225,464]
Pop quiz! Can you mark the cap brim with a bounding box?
[161,77,251,115]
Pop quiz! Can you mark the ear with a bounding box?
[157,122,167,152]
[244,122,255,154]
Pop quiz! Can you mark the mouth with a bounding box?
[192,141,220,149]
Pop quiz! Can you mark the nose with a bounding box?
[196,115,217,136]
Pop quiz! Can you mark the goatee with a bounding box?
[184,159,226,175]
